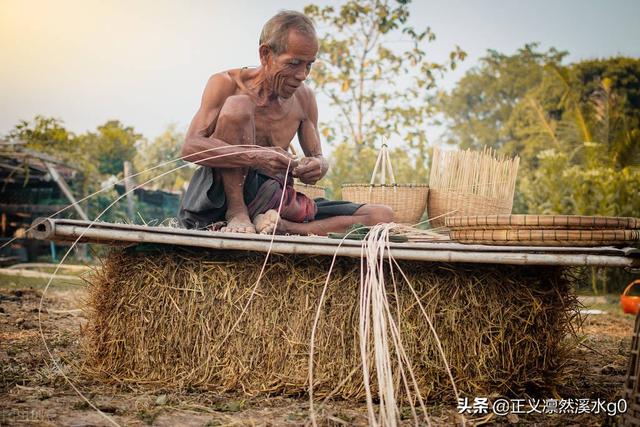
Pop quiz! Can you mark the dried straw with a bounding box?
[83,247,579,405]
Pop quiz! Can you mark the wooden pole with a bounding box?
[28,218,640,268]
[8,263,91,272]
[123,161,136,219]
[44,162,89,221]
[0,267,82,283]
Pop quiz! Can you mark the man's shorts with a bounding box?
[313,198,364,220]
[178,166,363,230]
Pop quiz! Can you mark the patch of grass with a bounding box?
[0,274,83,290]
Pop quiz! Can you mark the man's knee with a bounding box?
[358,204,394,225]
[217,94,255,125]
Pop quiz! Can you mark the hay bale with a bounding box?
[84,247,578,400]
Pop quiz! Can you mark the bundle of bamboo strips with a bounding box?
[428,146,519,228]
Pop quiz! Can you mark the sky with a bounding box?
[1,0,639,147]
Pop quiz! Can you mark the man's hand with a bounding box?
[293,156,325,185]
[253,147,298,178]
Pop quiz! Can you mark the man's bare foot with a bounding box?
[221,211,256,233]
[253,209,291,234]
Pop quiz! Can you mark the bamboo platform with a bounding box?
[30,218,640,268]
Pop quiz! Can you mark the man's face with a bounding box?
[266,29,318,99]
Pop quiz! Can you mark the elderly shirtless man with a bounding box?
[178,11,393,234]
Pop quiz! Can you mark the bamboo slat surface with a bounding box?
[29,218,640,268]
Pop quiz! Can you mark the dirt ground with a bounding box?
[0,273,636,426]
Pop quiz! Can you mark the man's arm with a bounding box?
[181,73,293,174]
[295,85,329,184]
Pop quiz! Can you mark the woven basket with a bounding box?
[449,228,640,247]
[446,214,640,230]
[428,147,519,229]
[340,144,429,224]
[342,184,429,224]
[294,182,326,200]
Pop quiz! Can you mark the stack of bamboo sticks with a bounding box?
[428,147,519,228]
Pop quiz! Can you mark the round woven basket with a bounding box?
[446,214,640,230]
[342,184,429,224]
[293,182,326,200]
[428,190,512,229]
[449,228,640,247]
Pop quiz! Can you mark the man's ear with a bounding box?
[259,44,272,66]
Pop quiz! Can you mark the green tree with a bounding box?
[303,0,465,196]
[503,57,640,166]
[80,120,142,177]
[4,116,121,222]
[442,55,640,293]
[438,43,567,151]
[4,116,98,198]
[4,116,153,223]
[518,66,640,217]
[6,115,84,165]
[440,49,640,216]
[133,124,194,192]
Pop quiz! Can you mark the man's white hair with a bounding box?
[259,10,316,56]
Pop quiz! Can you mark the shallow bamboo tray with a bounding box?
[341,184,429,224]
[450,228,640,247]
[446,215,640,230]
